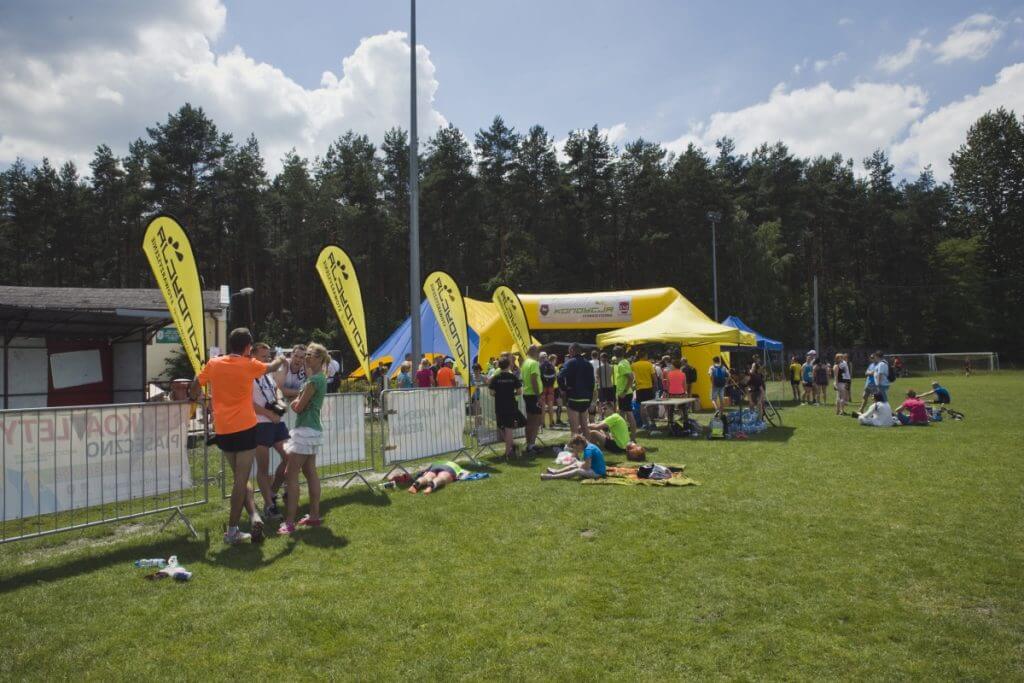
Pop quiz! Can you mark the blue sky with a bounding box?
[1,0,1023,177]
[218,1,1023,144]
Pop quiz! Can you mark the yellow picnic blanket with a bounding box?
[582,463,699,487]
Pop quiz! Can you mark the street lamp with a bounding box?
[706,211,721,320]
[230,287,255,332]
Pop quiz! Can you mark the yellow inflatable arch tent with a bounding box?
[477,287,756,408]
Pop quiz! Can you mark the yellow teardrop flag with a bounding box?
[492,285,533,355]
[423,271,470,385]
[315,246,371,379]
[142,215,207,376]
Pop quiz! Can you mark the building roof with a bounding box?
[0,286,223,339]
[0,286,221,313]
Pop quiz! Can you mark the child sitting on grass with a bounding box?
[541,434,606,481]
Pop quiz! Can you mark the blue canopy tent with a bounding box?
[351,300,482,378]
[720,315,783,351]
[721,315,786,400]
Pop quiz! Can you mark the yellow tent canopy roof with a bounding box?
[595,295,756,348]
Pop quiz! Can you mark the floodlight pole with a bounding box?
[707,211,721,320]
[813,274,820,352]
[408,0,422,363]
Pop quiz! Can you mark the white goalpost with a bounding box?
[886,352,999,375]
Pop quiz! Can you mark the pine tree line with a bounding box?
[1,103,1022,362]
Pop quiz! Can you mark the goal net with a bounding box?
[886,352,999,376]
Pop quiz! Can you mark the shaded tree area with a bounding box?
[2,104,1022,364]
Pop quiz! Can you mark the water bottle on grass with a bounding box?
[134,558,167,568]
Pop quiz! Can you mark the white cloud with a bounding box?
[877,38,928,73]
[814,52,847,73]
[891,63,1024,178]
[663,81,927,166]
[934,14,1004,63]
[0,0,446,174]
[838,17,854,27]
[793,58,809,75]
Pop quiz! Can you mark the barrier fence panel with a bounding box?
[474,388,526,447]
[232,391,377,498]
[381,387,469,469]
[1,400,206,544]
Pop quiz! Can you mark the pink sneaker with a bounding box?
[297,515,322,527]
[278,522,295,535]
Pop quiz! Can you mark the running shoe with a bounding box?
[223,529,252,545]
[278,522,295,535]
[297,515,322,527]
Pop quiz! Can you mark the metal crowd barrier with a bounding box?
[474,388,527,446]
[0,400,207,544]
[228,391,378,500]
[380,386,474,472]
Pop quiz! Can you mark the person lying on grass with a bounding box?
[894,389,930,426]
[541,434,606,481]
[408,460,466,494]
[918,382,951,404]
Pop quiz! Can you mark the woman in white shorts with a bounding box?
[279,343,329,535]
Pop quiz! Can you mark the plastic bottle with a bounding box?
[134,558,167,568]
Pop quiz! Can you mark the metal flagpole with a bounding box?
[707,211,721,320]
[409,0,422,363]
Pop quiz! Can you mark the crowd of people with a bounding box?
[191,332,330,544]
[191,328,964,543]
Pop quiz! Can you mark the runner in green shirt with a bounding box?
[520,345,544,452]
[408,460,466,494]
[612,346,637,438]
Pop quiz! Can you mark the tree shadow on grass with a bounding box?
[0,531,213,595]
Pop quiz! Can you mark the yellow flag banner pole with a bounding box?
[492,285,533,356]
[142,215,207,377]
[423,271,470,385]
[315,245,372,379]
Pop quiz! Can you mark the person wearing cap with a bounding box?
[918,381,951,404]
[436,358,456,387]
[520,345,544,452]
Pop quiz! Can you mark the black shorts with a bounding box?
[617,395,633,412]
[790,379,800,387]
[255,421,290,447]
[598,387,616,403]
[216,426,257,453]
[497,411,526,430]
[523,394,542,415]
[636,388,655,404]
[603,438,624,454]
[568,397,591,414]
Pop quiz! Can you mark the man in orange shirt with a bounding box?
[193,327,286,545]
[436,358,456,387]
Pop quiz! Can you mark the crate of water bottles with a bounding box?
[723,408,768,437]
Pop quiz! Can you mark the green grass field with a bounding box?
[1,373,1022,680]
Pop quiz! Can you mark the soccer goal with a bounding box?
[886,352,999,376]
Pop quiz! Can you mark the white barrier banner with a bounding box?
[2,402,192,521]
[278,393,366,470]
[384,388,466,464]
